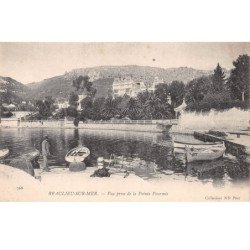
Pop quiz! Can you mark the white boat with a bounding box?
[65,146,90,163]
[185,144,226,163]
[174,140,224,149]
[0,148,9,159]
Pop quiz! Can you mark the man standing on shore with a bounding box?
[41,135,50,172]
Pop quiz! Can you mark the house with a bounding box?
[12,111,33,119]
[77,94,87,111]
[112,76,135,97]
[112,76,164,98]
[57,101,69,109]
[174,99,187,118]
[3,103,17,111]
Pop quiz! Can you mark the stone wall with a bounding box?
[1,118,176,132]
[0,118,18,127]
[77,122,170,132]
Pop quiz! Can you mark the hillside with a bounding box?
[26,65,214,100]
[0,76,28,103]
[0,76,28,92]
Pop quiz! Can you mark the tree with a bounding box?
[212,63,225,92]
[0,89,21,104]
[72,75,85,91]
[184,73,247,111]
[35,96,55,118]
[143,95,174,119]
[69,92,79,108]
[137,91,154,119]
[44,96,55,112]
[116,95,130,118]
[72,75,96,98]
[189,91,232,111]
[66,106,78,118]
[227,54,249,103]
[154,83,169,104]
[80,96,94,119]
[91,97,106,120]
[185,76,213,104]
[35,100,47,118]
[169,81,185,108]
[1,110,13,118]
[69,75,98,125]
[102,97,119,119]
[137,90,154,104]
[123,97,142,119]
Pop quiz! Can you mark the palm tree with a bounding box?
[101,97,119,119]
[143,95,173,119]
[123,97,142,120]
[144,96,159,119]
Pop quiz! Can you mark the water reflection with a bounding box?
[0,128,249,186]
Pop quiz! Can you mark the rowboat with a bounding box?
[65,146,90,163]
[174,140,224,149]
[185,144,226,163]
[0,148,9,159]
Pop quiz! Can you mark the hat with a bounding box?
[44,135,49,140]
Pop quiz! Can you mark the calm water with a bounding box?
[0,128,249,187]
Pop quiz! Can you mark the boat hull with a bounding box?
[174,141,224,149]
[65,146,90,163]
[186,146,226,163]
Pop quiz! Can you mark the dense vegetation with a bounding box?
[186,55,249,111]
[34,96,56,119]
[78,91,175,121]
[61,54,249,123]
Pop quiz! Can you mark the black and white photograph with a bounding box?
[0,42,249,201]
[1,1,250,250]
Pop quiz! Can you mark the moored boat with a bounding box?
[185,144,226,163]
[174,140,224,149]
[65,146,90,163]
[0,148,9,159]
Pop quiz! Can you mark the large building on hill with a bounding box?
[112,76,164,98]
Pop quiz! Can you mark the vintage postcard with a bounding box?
[0,42,249,201]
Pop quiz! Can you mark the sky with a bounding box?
[0,42,249,84]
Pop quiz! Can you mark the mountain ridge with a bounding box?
[25,65,215,100]
[1,65,229,102]
[0,76,28,92]
[0,76,29,104]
